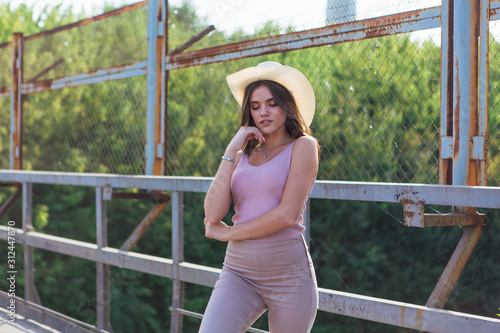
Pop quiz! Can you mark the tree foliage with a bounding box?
[0,2,499,333]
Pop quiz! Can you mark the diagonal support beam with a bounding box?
[0,184,21,220]
[120,199,169,251]
[426,225,483,309]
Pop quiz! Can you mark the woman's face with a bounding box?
[249,85,287,136]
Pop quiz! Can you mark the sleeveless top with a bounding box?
[230,140,314,242]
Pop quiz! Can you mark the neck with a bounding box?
[263,132,291,149]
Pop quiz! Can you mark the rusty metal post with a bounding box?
[23,182,41,304]
[439,0,453,185]
[170,191,185,333]
[452,0,479,189]
[145,0,167,175]
[11,33,23,170]
[427,0,486,310]
[477,0,489,186]
[96,187,112,331]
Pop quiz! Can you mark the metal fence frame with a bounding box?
[1,0,500,332]
[0,170,499,332]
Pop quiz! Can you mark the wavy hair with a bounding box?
[239,80,311,154]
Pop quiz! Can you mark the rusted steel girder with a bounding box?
[120,200,169,251]
[426,225,484,309]
[165,6,442,70]
[23,1,147,43]
[145,0,167,176]
[11,33,22,170]
[0,184,21,220]
[426,0,490,315]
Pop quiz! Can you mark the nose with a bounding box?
[260,104,270,117]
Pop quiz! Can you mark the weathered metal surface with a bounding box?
[478,0,490,186]
[120,201,168,251]
[0,184,21,220]
[0,40,13,49]
[177,262,221,287]
[452,0,479,187]
[26,57,65,83]
[10,33,22,170]
[0,86,11,98]
[145,0,166,176]
[165,7,442,70]
[426,225,484,309]
[169,25,216,55]
[424,213,487,227]
[171,191,185,333]
[402,200,425,228]
[439,0,454,185]
[22,183,40,304]
[471,136,486,160]
[0,291,103,333]
[23,61,147,95]
[319,287,500,332]
[440,136,453,159]
[1,224,500,332]
[0,170,499,209]
[111,190,171,201]
[487,0,500,20]
[0,226,174,277]
[95,187,111,331]
[23,1,147,42]
[0,2,499,101]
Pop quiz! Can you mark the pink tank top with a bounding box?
[230,141,313,242]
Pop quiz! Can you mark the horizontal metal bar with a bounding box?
[310,181,500,209]
[22,61,147,94]
[1,226,499,332]
[424,213,487,227]
[318,288,500,332]
[169,307,203,319]
[24,1,148,42]
[0,170,212,192]
[112,190,171,201]
[0,170,499,209]
[0,226,173,277]
[0,291,104,333]
[177,262,221,287]
[491,0,500,20]
[0,86,11,98]
[165,7,442,70]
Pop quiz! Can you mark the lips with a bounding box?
[260,120,272,125]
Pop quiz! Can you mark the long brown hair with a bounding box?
[240,80,311,154]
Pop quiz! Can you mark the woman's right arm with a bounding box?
[204,126,265,223]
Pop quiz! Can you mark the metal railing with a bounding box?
[0,170,500,332]
[1,1,500,332]
[1,1,500,183]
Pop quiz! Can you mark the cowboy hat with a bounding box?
[226,61,316,128]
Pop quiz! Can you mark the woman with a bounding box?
[200,61,319,333]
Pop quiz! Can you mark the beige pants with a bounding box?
[199,236,318,333]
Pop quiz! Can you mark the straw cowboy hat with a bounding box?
[226,61,316,128]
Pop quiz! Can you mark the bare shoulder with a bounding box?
[293,135,318,156]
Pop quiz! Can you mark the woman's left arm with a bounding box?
[205,135,319,241]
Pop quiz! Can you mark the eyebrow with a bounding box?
[250,97,275,104]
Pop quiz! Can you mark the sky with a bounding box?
[2,0,444,43]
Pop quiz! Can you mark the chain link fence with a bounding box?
[0,0,498,185]
[0,42,10,170]
[489,21,500,186]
